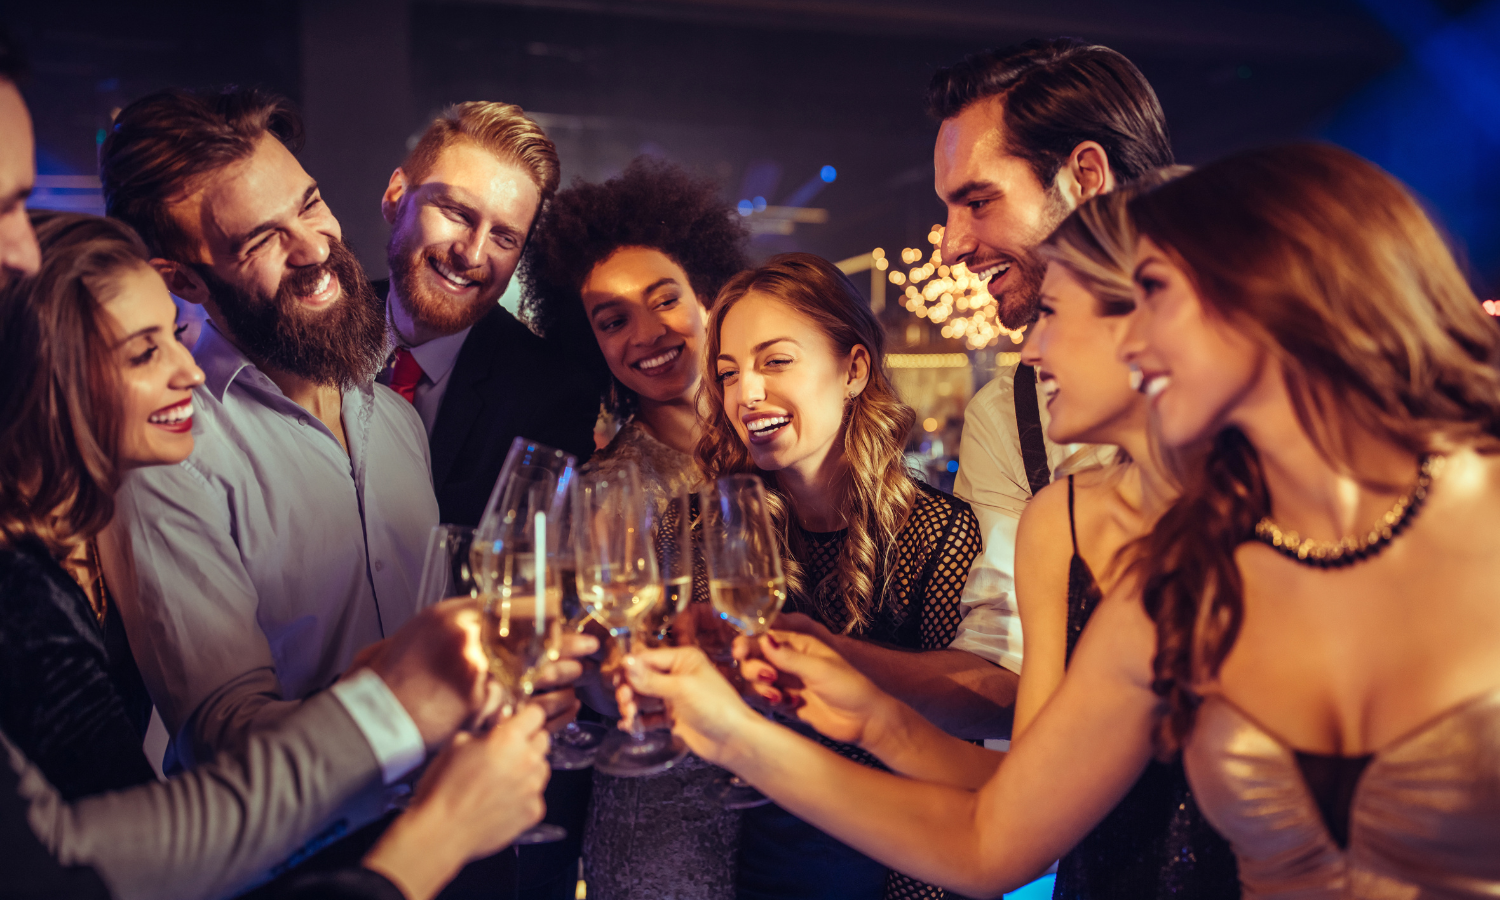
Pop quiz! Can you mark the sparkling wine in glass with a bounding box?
[471,438,575,844]
[699,474,788,809]
[574,464,689,777]
[548,484,609,770]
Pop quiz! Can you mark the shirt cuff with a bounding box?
[328,669,426,784]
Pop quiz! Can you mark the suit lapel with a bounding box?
[428,310,498,489]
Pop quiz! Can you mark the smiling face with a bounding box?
[384,140,541,343]
[1122,236,1270,447]
[166,132,386,386]
[935,97,1070,330]
[93,263,206,468]
[580,246,707,407]
[1021,263,1145,446]
[714,291,869,476]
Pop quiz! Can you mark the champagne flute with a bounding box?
[414,524,477,608]
[699,474,788,809]
[471,438,575,844]
[574,463,689,777]
[548,479,610,770]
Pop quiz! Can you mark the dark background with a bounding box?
[12,0,1500,485]
[13,0,1500,290]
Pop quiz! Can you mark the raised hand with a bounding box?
[363,704,552,900]
[737,630,895,749]
[616,645,761,765]
[526,631,599,731]
[359,596,491,750]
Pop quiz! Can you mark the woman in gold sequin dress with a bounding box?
[523,156,750,900]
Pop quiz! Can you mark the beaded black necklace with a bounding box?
[1252,455,1441,569]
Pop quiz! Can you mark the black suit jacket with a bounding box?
[424,304,598,528]
[376,286,598,896]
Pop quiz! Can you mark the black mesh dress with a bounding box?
[1052,476,1240,900]
[736,480,982,900]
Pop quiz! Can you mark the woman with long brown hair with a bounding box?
[620,144,1500,898]
[700,251,984,900]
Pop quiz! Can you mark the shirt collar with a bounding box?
[195,319,258,402]
[385,284,475,385]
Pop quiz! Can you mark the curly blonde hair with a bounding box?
[696,252,917,633]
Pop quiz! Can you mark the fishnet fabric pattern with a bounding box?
[786,480,983,900]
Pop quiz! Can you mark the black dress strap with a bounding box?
[1067,474,1079,554]
[1014,363,1051,496]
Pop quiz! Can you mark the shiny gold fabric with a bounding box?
[1183,689,1500,898]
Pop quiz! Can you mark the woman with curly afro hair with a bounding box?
[523,156,749,900]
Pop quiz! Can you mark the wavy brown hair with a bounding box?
[0,211,151,556]
[697,252,917,633]
[1126,144,1500,754]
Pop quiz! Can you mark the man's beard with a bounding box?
[388,243,498,337]
[197,238,387,390]
[993,183,1072,331]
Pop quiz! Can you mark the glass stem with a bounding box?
[619,626,648,740]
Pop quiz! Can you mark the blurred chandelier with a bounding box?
[875,224,1027,350]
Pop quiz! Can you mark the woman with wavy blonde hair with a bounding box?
[700,251,986,900]
[620,144,1500,900]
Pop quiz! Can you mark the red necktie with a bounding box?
[389,347,424,404]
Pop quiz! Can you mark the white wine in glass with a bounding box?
[471,438,576,844]
[574,464,688,778]
[707,577,786,636]
[699,474,788,809]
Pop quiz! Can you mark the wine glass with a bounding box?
[471,438,575,844]
[548,478,610,770]
[414,524,477,608]
[699,474,788,809]
[574,463,689,777]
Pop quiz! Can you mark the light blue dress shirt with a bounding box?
[112,320,439,772]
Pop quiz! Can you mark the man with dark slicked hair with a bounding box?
[929,37,1174,736]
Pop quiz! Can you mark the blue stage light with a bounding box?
[820,165,837,183]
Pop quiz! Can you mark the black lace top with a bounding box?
[0,537,157,801]
[1054,476,1239,900]
[744,480,982,900]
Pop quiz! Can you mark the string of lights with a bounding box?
[871,224,1029,350]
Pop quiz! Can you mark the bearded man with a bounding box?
[376,101,598,527]
[98,88,444,791]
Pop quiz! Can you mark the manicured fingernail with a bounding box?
[764,634,781,649]
[756,669,776,683]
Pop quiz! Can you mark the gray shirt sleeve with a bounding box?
[12,691,382,900]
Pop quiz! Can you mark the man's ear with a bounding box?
[381,168,409,226]
[1057,141,1117,207]
[847,344,872,398]
[152,259,210,306]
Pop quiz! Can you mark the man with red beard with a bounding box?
[927,39,1174,729]
[377,102,598,529]
[375,101,599,900]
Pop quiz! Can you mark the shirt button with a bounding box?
[374,560,385,572]
[298,416,309,426]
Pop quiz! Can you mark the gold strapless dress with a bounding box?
[1184,688,1500,898]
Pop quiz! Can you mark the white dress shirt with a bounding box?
[112,320,439,773]
[949,358,1109,674]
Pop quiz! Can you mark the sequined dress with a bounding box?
[1053,476,1240,900]
[737,480,982,900]
[580,420,742,900]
